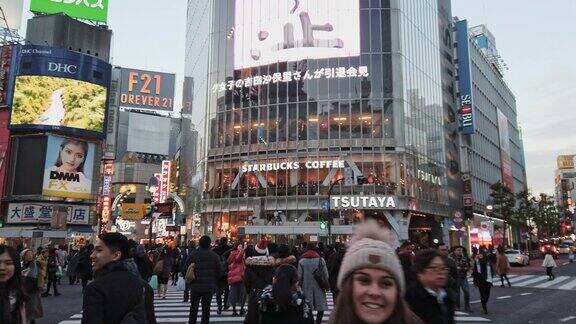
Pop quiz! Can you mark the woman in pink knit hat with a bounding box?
[329,220,423,324]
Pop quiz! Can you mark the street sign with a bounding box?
[320,200,330,211]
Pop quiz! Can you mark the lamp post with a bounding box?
[147,176,159,247]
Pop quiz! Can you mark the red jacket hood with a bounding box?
[301,250,320,259]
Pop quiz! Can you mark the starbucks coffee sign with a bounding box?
[331,195,398,210]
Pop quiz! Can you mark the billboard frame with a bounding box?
[8,45,111,139]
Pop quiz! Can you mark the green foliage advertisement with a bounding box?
[12,76,106,133]
[30,0,108,23]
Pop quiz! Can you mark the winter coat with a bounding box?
[243,255,279,324]
[35,254,47,288]
[21,261,43,321]
[495,253,510,275]
[124,258,141,278]
[134,253,154,282]
[452,254,471,279]
[67,251,79,275]
[160,253,173,279]
[75,249,93,279]
[472,259,495,286]
[184,247,222,294]
[327,249,344,295]
[0,289,27,324]
[297,250,329,311]
[542,254,557,268]
[82,261,151,324]
[227,248,246,285]
[213,243,231,279]
[405,282,455,324]
[258,284,314,324]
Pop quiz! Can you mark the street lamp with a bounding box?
[147,176,159,247]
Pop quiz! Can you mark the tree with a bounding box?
[489,182,517,245]
[516,190,537,233]
[533,194,563,240]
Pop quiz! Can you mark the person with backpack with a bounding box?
[185,235,221,324]
[298,242,329,324]
[212,237,231,314]
[179,242,195,302]
[42,248,60,297]
[258,264,314,324]
[82,232,154,324]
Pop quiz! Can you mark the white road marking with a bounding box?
[514,275,550,287]
[520,292,533,296]
[496,295,512,300]
[558,278,576,290]
[534,276,571,288]
[560,316,576,322]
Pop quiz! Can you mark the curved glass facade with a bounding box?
[196,0,450,239]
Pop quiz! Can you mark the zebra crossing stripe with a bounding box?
[558,278,576,290]
[533,276,571,288]
[506,275,537,284]
[513,276,550,287]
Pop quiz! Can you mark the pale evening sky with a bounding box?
[15,0,576,196]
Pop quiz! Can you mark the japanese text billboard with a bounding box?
[10,45,111,138]
[234,0,360,69]
[119,68,175,113]
[30,0,109,23]
[42,135,96,199]
[455,20,476,135]
[7,202,90,225]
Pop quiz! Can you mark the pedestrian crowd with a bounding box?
[0,226,556,324]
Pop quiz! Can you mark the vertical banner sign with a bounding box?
[0,45,14,107]
[153,173,161,203]
[497,110,514,190]
[160,160,171,203]
[101,161,113,225]
[455,20,476,135]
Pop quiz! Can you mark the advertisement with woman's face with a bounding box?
[42,135,95,199]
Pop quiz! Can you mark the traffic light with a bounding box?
[320,221,328,230]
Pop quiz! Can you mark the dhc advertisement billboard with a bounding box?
[455,20,476,135]
[8,45,111,138]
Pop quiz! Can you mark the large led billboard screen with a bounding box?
[30,0,109,23]
[42,135,96,199]
[234,0,360,69]
[9,45,111,138]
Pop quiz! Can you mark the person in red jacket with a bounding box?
[227,243,246,316]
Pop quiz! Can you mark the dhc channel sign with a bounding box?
[455,20,476,135]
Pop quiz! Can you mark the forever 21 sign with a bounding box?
[119,68,176,113]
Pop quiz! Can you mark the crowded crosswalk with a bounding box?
[468,274,576,291]
[58,286,491,324]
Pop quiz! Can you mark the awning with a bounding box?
[67,225,96,234]
[0,227,67,239]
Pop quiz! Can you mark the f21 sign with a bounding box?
[119,68,175,113]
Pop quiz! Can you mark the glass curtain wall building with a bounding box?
[191,0,455,244]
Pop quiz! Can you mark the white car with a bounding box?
[505,249,530,266]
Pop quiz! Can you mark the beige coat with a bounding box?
[495,253,510,275]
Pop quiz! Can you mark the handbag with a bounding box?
[312,258,330,291]
[185,263,195,283]
[149,275,158,290]
[177,276,186,291]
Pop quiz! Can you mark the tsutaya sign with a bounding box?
[331,195,398,210]
[241,160,344,173]
[212,66,369,93]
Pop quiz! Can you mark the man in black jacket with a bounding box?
[405,249,455,324]
[82,233,154,324]
[185,235,221,324]
[212,237,231,314]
